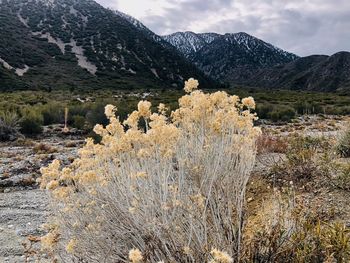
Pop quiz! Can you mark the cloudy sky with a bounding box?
[95,0,349,56]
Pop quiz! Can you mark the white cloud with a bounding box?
[95,0,350,56]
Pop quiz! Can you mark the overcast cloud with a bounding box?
[96,0,350,56]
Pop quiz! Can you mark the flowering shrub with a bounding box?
[40,78,261,262]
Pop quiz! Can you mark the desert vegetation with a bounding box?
[34,79,350,262]
[1,82,350,262]
[0,86,350,143]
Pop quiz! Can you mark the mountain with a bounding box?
[162,31,220,57]
[163,32,299,83]
[0,0,215,91]
[242,52,350,92]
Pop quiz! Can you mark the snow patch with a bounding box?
[150,68,159,78]
[17,12,29,27]
[15,65,30,76]
[69,6,78,16]
[33,32,66,54]
[127,68,136,74]
[0,58,13,70]
[0,58,30,76]
[69,39,97,75]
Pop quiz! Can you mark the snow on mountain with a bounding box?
[162,32,220,57]
[163,31,298,62]
[223,32,298,62]
[114,10,171,48]
[162,31,299,82]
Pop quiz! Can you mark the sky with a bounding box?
[95,0,350,56]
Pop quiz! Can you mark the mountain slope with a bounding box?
[0,0,215,91]
[244,52,350,92]
[163,31,299,83]
[162,31,220,57]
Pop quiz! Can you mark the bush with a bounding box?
[268,106,296,122]
[242,190,350,262]
[336,126,350,158]
[333,163,350,191]
[0,111,22,141]
[85,101,110,128]
[71,115,86,130]
[40,79,261,262]
[40,102,64,125]
[269,135,330,184]
[20,109,43,135]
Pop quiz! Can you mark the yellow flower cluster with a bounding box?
[241,96,256,109]
[129,248,143,263]
[66,238,77,254]
[210,249,233,263]
[104,104,116,119]
[138,100,152,118]
[184,77,199,93]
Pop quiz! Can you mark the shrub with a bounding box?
[71,115,86,130]
[336,126,350,158]
[33,143,57,154]
[269,135,329,184]
[242,190,350,262]
[0,111,22,141]
[20,109,43,135]
[333,163,350,191]
[40,79,261,262]
[40,102,65,125]
[268,106,296,122]
[255,103,272,120]
[85,101,110,128]
[257,134,288,154]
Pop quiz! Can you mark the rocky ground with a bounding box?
[0,116,349,262]
[0,126,83,262]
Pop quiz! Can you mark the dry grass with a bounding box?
[33,143,57,154]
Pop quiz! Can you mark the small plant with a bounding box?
[33,143,57,154]
[336,125,350,158]
[0,111,22,141]
[71,115,86,130]
[257,134,288,154]
[269,135,329,184]
[333,163,350,191]
[20,109,43,135]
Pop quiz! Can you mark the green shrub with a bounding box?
[72,115,86,130]
[40,102,64,125]
[0,111,22,141]
[20,110,43,135]
[268,106,296,122]
[337,126,350,158]
[256,103,272,120]
[334,163,350,191]
[85,101,110,128]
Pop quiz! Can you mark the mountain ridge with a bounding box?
[0,0,215,91]
[163,31,299,83]
[242,51,350,92]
